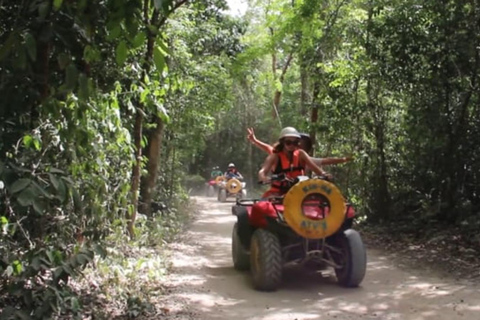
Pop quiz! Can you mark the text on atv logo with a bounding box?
[302,183,332,195]
[300,219,328,233]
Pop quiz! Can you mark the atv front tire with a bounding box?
[219,189,227,202]
[232,222,250,270]
[250,229,282,291]
[334,229,366,287]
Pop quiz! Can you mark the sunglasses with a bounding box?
[283,139,300,146]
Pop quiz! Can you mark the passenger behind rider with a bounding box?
[246,127,353,166]
[258,127,331,198]
[224,163,244,180]
[210,166,223,179]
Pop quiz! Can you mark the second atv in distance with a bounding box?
[218,177,247,202]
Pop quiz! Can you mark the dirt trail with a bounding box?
[158,196,480,320]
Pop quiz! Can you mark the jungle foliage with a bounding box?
[1,0,479,317]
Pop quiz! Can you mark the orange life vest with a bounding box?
[270,150,305,193]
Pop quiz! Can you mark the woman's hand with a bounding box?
[319,171,333,180]
[247,127,257,143]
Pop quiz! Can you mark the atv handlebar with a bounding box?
[258,174,333,185]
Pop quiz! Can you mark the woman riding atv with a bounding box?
[258,127,331,198]
[247,127,353,166]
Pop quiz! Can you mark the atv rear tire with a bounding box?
[250,229,282,291]
[219,189,227,202]
[232,222,250,270]
[207,185,215,197]
[334,229,366,287]
[241,189,247,199]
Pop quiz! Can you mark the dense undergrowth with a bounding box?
[0,193,193,319]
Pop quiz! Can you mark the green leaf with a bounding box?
[13,260,23,275]
[53,267,63,280]
[155,102,170,123]
[14,47,27,69]
[1,216,8,234]
[10,178,31,194]
[116,41,128,65]
[153,46,165,72]
[140,87,150,103]
[38,2,50,20]
[24,33,37,61]
[56,179,67,202]
[154,0,163,10]
[31,180,52,199]
[132,31,146,48]
[79,73,89,100]
[72,188,82,212]
[22,134,41,150]
[106,24,121,41]
[49,173,60,190]
[76,253,91,265]
[160,0,174,12]
[83,45,100,63]
[157,39,169,56]
[0,32,18,61]
[57,53,70,70]
[23,135,33,148]
[33,199,47,214]
[49,168,65,174]
[62,263,75,276]
[53,0,63,10]
[31,257,41,271]
[66,64,78,90]
[93,244,107,258]
[33,138,41,151]
[17,187,35,206]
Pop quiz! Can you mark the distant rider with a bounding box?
[210,166,223,179]
[224,163,244,180]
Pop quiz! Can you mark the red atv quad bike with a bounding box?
[205,176,226,198]
[205,179,217,197]
[231,175,366,291]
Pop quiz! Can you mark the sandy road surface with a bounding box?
[158,196,480,320]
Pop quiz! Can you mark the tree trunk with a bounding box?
[300,61,308,116]
[129,108,144,236]
[373,106,391,218]
[128,3,158,237]
[140,116,165,216]
[309,81,321,151]
[271,52,294,120]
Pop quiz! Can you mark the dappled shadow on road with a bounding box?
[157,196,480,320]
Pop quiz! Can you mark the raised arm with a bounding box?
[247,127,274,154]
[311,156,353,166]
[299,150,330,177]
